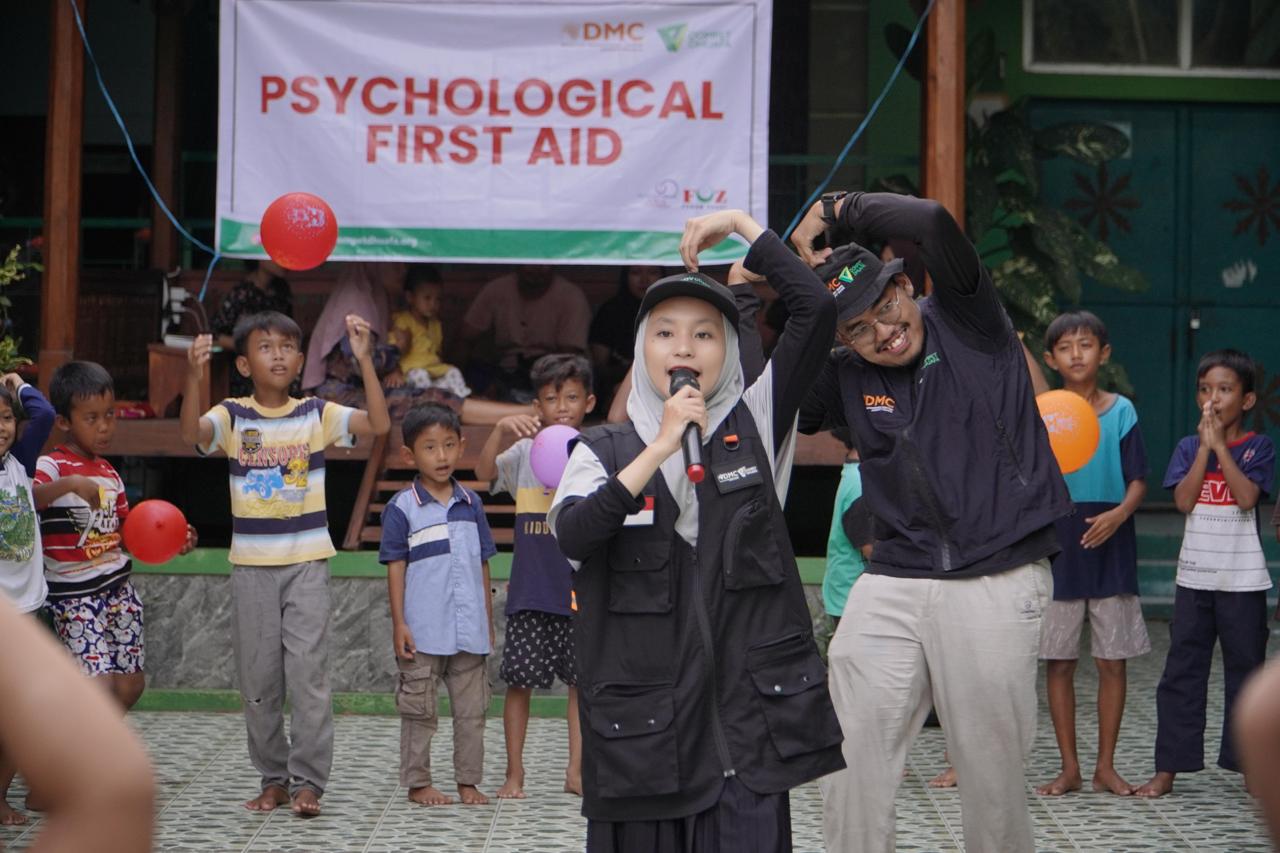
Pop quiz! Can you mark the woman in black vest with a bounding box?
[548,210,845,852]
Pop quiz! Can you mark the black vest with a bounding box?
[841,297,1072,573]
[572,400,845,822]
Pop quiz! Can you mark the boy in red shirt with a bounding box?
[34,361,195,710]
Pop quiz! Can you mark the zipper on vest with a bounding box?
[689,549,736,777]
[901,428,953,573]
[996,418,1029,486]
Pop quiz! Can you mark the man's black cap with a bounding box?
[635,271,740,335]
[814,243,904,325]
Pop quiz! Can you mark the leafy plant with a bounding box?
[878,27,1149,395]
[0,244,40,373]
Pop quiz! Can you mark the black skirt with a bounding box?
[585,777,792,853]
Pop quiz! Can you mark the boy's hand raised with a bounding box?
[178,524,199,556]
[187,334,213,377]
[346,314,375,363]
[499,413,541,439]
[0,373,25,395]
[1198,401,1226,453]
[393,623,416,660]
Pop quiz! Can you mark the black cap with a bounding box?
[814,243,904,325]
[635,271,740,335]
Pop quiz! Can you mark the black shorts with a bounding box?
[499,610,577,689]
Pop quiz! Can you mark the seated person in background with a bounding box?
[387,265,470,398]
[457,265,591,403]
[589,265,663,415]
[210,259,292,398]
[305,263,530,426]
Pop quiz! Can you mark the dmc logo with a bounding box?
[864,394,896,413]
[578,21,645,41]
[683,188,727,205]
[716,464,758,484]
[826,278,845,295]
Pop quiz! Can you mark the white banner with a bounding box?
[216,0,772,265]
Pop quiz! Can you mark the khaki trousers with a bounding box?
[396,651,489,789]
[821,561,1051,853]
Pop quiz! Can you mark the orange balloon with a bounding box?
[1036,390,1100,474]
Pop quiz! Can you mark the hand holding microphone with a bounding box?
[668,368,707,483]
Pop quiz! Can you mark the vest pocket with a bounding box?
[746,634,844,759]
[588,683,680,798]
[607,539,672,614]
[723,499,784,590]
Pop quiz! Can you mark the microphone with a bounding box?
[669,368,705,484]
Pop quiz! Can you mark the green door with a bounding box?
[1031,100,1280,497]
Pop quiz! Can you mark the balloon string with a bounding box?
[68,0,220,300]
[781,0,936,242]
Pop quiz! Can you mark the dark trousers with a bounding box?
[1154,585,1268,773]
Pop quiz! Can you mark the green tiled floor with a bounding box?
[2,620,1273,851]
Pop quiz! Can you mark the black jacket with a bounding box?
[552,232,844,821]
[801,193,1072,578]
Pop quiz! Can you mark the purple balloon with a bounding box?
[530,424,580,488]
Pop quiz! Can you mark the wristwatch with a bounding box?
[820,190,848,247]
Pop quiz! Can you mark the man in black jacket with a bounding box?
[794,192,1071,853]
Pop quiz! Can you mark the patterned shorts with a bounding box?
[48,579,145,676]
[500,610,577,689]
[1039,594,1151,661]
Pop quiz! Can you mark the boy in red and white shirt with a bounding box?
[34,361,195,710]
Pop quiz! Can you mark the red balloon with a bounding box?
[122,500,189,565]
[259,192,338,271]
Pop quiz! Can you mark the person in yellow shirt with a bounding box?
[390,266,471,398]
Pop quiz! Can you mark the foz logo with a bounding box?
[682,187,728,206]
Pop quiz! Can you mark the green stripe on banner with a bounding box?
[218,218,748,263]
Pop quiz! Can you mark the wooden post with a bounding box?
[921,0,965,227]
[149,3,183,272]
[39,0,87,390]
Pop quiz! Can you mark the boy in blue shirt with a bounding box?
[475,354,595,799]
[1136,349,1273,798]
[380,403,497,806]
[1036,311,1150,797]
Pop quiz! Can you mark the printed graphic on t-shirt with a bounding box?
[0,482,36,562]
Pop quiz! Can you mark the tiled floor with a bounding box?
[2,620,1273,851]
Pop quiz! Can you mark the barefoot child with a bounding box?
[1136,349,1273,798]
[549,210,844,848]
[475,354,594,799]
[35,362,196,712]
[0,375,54,826]
[182,311,391,816]
[1036,311,1150,797]
[380,403,495,806]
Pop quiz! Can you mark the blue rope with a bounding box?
[781,0,937,242]
[67,0,222,302]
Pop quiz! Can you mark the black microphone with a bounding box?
[669,368,705,484]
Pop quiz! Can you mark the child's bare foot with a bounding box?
[1035,768,1083,796]
[457,784,489,805]
[290,788,322,817]
[497,773,526,799]
[243,785,290,812]
[928,766,957,788]
[408,785,454,805]
[1133,771,1175,798]
[1092,766,1134,796]
[564,770,582,796]
[0,801,27,825]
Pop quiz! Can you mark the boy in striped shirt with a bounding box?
[182,311,390,817]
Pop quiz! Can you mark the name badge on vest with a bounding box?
[713,461,763,494]
[623,495,655,526]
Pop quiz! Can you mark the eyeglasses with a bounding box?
[843,288,904,346]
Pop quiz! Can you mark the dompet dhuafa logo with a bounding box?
[658,22,731,52]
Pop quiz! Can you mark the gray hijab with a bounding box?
[626,309,744,546]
